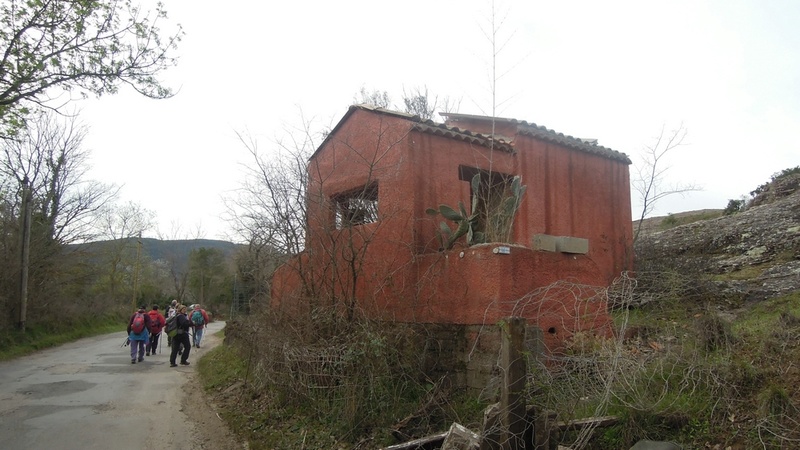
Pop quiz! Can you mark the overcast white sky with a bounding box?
[78,0,800,241]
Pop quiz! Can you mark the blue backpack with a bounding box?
[191,310,204,326]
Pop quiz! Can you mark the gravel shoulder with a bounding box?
[179,323,246,450]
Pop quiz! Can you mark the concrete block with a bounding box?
[532,234,557,252]
[442,422,480,450]
[555,236,589,254]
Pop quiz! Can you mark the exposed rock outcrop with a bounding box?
[635,173,800,303]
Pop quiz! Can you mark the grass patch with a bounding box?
[709,264,768,281]
[0,317,125,361]
[659,210,723,230]
[196,341,350,449]
[658,210,723,230]
[732,292,800,338]
[197,334,251,391]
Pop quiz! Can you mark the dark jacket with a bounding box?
[175,312,192,335]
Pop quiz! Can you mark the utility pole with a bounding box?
[18,177,32,332]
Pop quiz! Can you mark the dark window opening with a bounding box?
[333,183,379,229]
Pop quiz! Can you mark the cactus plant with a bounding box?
[426,200,480,250]
[427,172,526,250]
[486,175,526,243]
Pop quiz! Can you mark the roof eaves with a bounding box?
[412,122,516,153]
[518,124,631,164]
[440,112,631,164]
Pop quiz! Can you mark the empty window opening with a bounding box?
[333,183,379,229]
[459,166,516,242]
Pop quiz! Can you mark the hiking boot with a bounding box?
[180,361,190,366]
[170,363,177,367]
[146,352,150,356]
[138,357,144,362]
[131,359,136,364]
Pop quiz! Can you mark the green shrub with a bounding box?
[750,165,800,197]
[759,385,791,419]
[723,199,745,215]
[660,214,678,228]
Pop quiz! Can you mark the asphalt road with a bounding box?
[0,321,227,450]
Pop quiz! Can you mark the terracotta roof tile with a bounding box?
[317,105,630,164]
[441,112,631,164]
[355,104,516,153]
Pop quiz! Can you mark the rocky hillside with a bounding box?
[635,171,800,303]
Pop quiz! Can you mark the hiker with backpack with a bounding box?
[166,299,178,348]
[169,304,192,367]
[127,305,152,364]
[146,305,166,356]
[190,304,210,348]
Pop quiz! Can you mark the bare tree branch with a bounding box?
[632,123,701,243]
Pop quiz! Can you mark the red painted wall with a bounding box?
[272,106,632,348]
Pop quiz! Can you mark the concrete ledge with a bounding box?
[532,234,589,254]
[532,234,557,252]
[556,236,589,254]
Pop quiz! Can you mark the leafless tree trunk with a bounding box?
[632,123,700,244]
[0,111,118,245]
[0,111,118,326]
[227,119,316,309]
[228,112,406,321]
[93,201,155,301]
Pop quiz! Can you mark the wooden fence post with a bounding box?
[500,317,527,450]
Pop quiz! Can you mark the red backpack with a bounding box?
[131,312,146,334]
[147,312,161,333]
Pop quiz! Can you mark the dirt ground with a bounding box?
[179,325,247,450]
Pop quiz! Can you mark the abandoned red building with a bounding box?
[271,104,633,357]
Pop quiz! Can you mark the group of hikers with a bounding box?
[126,299,210,367]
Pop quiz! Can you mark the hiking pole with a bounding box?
[121,337,130,348]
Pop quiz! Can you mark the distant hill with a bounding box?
[139,238,242,263]
[72,238,244,270]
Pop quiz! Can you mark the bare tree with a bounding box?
[92,201,155,301]
[632,123,700,243]
[228,110,409,320]
[354,85,461,122]
[476,0,517,123]
[0,111,117,244]
[154,225,204,303]
[226,119,316,310]
[354,87,391,109]
[0,111,117,327]
[187,246,229,309]
[401,85,461,120]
